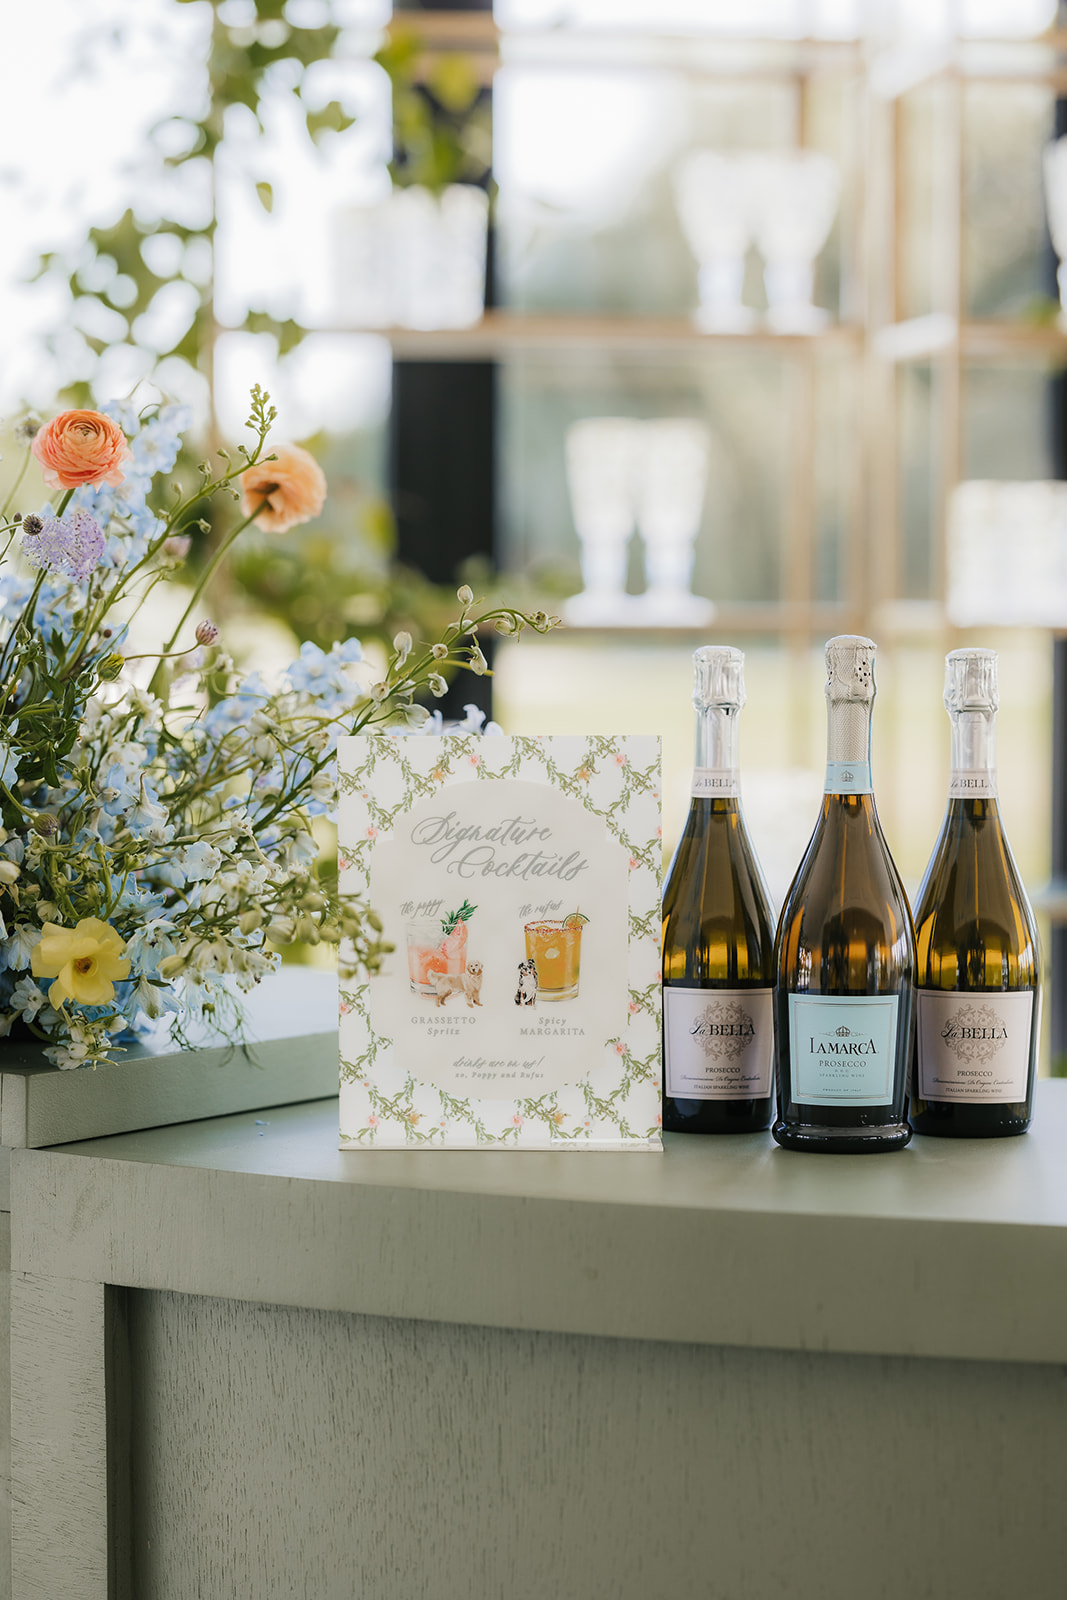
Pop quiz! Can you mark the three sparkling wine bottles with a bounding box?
[661,636,1041,1150]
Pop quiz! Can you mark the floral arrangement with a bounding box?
[0,387,555,1068]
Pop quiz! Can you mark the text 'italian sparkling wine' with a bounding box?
[911,649,1041,1138]
[773,636,915,1153]
[662,646,776,1133]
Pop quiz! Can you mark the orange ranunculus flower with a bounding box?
[31,918,131,1009]
[239,444,327,534]
[31,410,131,492]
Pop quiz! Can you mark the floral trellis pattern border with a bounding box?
[337,734,663,1148]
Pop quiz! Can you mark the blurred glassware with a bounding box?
[1043,138,1067,330]
[749,150,840,333]
[562,418,644,625]
[673,151,757,333]
[947,480,1067,629]
[632,419,715,625]
[335,184,489,330]
[335,196,395,328]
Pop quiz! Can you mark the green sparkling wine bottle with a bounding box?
[662,646,776,1134]
[911,649,1041,1138]
[773,636,915,1153]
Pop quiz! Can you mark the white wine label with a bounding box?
[664,986,773,1100]
[916,989,1034,1102]
[948,769,997,800]
[692,768,740,799]
[824,762,872,796]
[788,993,899,1105]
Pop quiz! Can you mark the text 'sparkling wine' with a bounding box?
[662,646,776,1134]
[911,649,1041,1138]
[773,636,915,1153]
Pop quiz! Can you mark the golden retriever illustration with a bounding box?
[432,961,484,1008]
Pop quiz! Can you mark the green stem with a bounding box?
[0,453,30,521]
[148,510,260,696]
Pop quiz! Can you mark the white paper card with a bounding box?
[338,734,662,1148]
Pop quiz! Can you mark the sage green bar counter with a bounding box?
[10,1083,1067,1599]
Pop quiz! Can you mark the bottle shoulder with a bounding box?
[778,796,915,941]
[664,804,772,914]
[662,802,775,983]
[915,801,1040,985]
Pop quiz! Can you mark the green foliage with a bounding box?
[34,0,356,402]
[375,22,492,196]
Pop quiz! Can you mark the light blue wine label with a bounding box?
[788,994,899,1105]
[824,762,872,795]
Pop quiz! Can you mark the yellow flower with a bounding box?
[31,918,131,1009]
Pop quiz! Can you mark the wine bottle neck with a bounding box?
[692,704,740,799]
[824,694,873,795]
[948,708,998,799]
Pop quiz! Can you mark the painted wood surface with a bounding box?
[0,968,337,1148]
[12,1084,1067,1365]
[9,1082,1067,1597]
[9,1273,107,1599]
[0,1218,9,1600]
[126,1288,1067,1600]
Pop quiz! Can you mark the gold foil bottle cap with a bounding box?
[825,634,876,704]
[944,648,998,714]
[692,645,745,711]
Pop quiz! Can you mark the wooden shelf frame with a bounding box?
[363,13,1067,647]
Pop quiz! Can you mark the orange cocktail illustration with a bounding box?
[524,913,587,1002]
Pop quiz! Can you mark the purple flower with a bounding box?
[23,508,106,581]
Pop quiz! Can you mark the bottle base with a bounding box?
[772,1119,912,1154]
[911,1118,1029,1139]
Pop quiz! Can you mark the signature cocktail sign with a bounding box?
[338,734,662,1148]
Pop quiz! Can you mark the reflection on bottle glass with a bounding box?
[773,636,915,1154]
[911,648,1041,1138]
[661,646,776,1134]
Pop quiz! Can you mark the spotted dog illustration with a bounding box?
[515,958,537,1006]
[432,960,483,1008]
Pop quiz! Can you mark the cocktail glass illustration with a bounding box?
[406,919,465,996]
[524,915,586,1002]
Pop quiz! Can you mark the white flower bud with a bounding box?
[0,860,20,885]
[457,585,474,606]
[431,642,448,660]
[428,673,448,698]
[393,631,412,663]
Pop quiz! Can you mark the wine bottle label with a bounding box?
[692,769,740,799]
[787,993,899,1105]
[664,986,773,1100]
[916,989,1034,1102]
[948,769,997,799]
[823,762,872,796]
